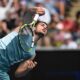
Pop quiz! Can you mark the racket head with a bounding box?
[22,9,35,24]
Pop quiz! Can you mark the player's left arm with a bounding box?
[15,59,37,77]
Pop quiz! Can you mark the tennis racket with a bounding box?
[18,14,39,52]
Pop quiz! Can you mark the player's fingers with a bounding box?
[27,61,34,68]
[32,7,45,14]
[32,7,43,10]
[34,61,37,65]
[27,61,37,69]
[30,61,37,68]
[32,7,37,10]
[36,11,44,14]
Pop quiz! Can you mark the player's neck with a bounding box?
[34,34,40,44]
[34,32,44,44]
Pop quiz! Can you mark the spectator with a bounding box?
[60,33,78,49]
[0,0,13,20]
[62,14,74,32]
[74,11,80,31]
[0,0,79,49]
[55,0,65,20]
[19,0,27,17]
[13,0,20,12]
[32,0,44,7]
[44,0,60,22]
[75,28,80,48]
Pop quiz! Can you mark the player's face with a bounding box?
[35,22,48,36]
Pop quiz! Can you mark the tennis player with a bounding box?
[0,7,51,80]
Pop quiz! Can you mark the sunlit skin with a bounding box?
[35,22,48,36]
[13,7,48,77]
[14,22,48,77]
[1,0,8,7]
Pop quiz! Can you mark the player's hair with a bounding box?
[35,21,47,27]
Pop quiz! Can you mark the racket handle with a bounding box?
[33,14,39,21]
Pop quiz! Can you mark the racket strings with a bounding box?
[18,20,37,52]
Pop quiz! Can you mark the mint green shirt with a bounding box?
[0,29,36,72]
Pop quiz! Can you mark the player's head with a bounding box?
[35,21,48,36]
[35,8,51,37]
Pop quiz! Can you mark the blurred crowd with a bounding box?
[0,0,80,49]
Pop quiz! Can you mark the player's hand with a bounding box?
[26,60,37,69]
[32,7,45,15]
[15,60,37,77]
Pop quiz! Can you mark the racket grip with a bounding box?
[33,14,39,21]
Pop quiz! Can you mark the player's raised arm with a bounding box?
[13,7,45,33]
[32,7,45,15]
